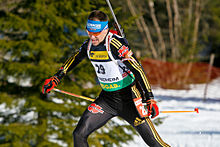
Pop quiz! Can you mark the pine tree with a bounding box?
[0,0,136,146]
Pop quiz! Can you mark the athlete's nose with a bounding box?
[90,34,95,38]
[89,34,97,39]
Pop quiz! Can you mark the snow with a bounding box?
[125,78,220,147]
[1,77,220,146]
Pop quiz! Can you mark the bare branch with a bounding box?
[126,0,158,59]
[148,0,166,61]
[191,0,202,57]
[126,0,149,50]
[173,0,181,58]
[165,0,176,59]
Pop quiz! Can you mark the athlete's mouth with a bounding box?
[91,39,99,44]
[92,39,98,42]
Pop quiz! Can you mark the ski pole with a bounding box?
[53,88,199,114]
[106,0,125,37]
[53,88,199,113]
[160,108,199,114]
[53,88,95,102]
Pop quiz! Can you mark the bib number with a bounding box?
[95,64,105,74]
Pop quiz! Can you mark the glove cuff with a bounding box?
[51,76,60,86]
[142,92,154,103]
[54,67,66,81]
[146,99,157,104]
[146,92,154,99]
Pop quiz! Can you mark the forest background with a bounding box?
[0,0,220,146]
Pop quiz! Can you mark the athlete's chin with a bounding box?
[92,40,100,46]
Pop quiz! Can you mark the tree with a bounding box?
[114,0,217,62]
[0,0,136,146]
[200,0,220,67]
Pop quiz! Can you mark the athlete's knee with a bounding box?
[73,128,87,140]
[147,136,164,147]
[73,128,89,147]
[134,120,170,147]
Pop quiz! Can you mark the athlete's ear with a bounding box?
[103,28,109,34]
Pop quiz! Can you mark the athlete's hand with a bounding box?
[42,76,60,94]
[144,99,159,118]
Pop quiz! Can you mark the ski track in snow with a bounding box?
[123,78,220,147]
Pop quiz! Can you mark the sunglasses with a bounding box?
[86,30,102,37]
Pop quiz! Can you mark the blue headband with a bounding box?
[86,19,108,32]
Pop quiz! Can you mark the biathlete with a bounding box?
[42,10,170,147]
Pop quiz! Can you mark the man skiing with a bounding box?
[42,10,170,147]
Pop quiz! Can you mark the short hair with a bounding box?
[88,10,108,21]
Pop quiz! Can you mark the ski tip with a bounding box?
[194,108,199,113]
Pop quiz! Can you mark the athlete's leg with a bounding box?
[73,98,115,147]
[134,117,170,147]
[119,85,170,147]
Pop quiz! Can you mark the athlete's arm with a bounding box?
[54,39,89,80]
[110,36,154,101]
[42,40,88,94]
[110,35,160,118]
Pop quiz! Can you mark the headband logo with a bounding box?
[86,19,108,32]
[87,23,101,29]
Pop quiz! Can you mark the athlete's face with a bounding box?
[87,18,109,46]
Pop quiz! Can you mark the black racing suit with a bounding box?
[55,32,170,147]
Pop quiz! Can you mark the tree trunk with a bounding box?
[126,0,158,58]
[148,0,166,61]
[165,0,176,59]
[191,0,202,58]
[126,0,149,52]
[136,0,158,59]
[184,0,193,45]
[173,0,181,59]
[184,0,202,83]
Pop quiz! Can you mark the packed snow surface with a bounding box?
[124,78,220,147]
[1,78,219,147]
